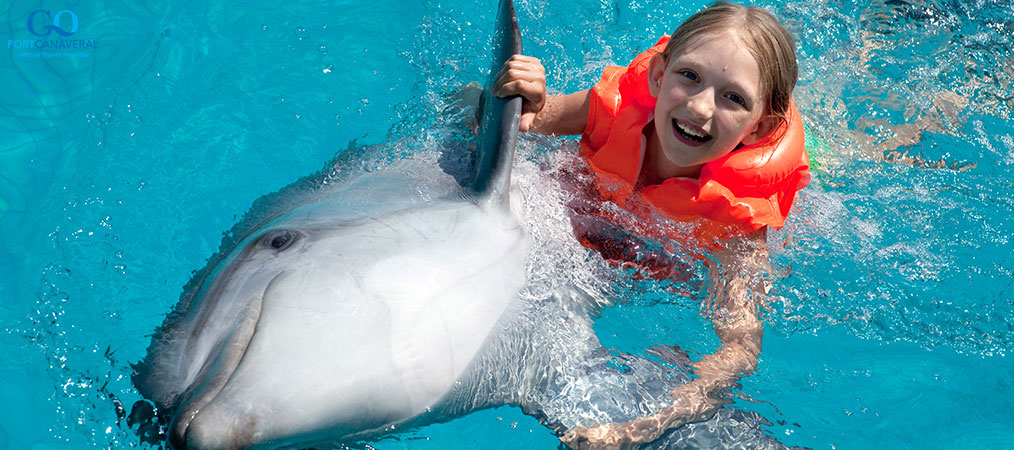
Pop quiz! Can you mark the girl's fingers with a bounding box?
[497,79,543,102]
[493,57,545,94]
[491,54,547,132]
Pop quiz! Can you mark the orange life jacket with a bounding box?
[580,36,810,245]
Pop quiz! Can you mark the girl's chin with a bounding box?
[660,144,707,167]
[662,139,738,167]
[656,151,706,176]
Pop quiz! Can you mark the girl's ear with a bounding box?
[646,53,666,98]
[742,115,781,146]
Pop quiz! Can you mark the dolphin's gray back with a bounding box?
[470,0,523,206]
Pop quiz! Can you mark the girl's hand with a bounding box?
[559,406,689,450]
[560,422,640,450]
[559,384,715,449]
[493,54,546,132]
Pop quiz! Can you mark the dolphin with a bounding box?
[133,1,794,448]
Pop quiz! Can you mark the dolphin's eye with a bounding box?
[261,230,297,251]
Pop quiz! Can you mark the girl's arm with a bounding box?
[561,229,770,449]
[494,55,590,135]
[684,227,768,405]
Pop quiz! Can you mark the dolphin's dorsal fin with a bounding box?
[470,0,523,207]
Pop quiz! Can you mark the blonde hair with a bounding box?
[663,1,797,122]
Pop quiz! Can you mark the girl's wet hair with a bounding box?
[663,1,798,122]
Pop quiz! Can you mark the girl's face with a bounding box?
[645,31,777,178]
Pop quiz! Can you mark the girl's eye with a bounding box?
[678,70,699,82]
[726,93,746,107]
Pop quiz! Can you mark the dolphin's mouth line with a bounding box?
[169,273,281,449]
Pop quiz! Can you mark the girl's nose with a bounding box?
[686,89,715,120]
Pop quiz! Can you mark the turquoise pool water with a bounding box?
[2,0,1012,448]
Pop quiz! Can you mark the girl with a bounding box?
[494,2,809,448]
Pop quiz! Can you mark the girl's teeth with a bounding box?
[678,123,704,138]
[673,120,710,142]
